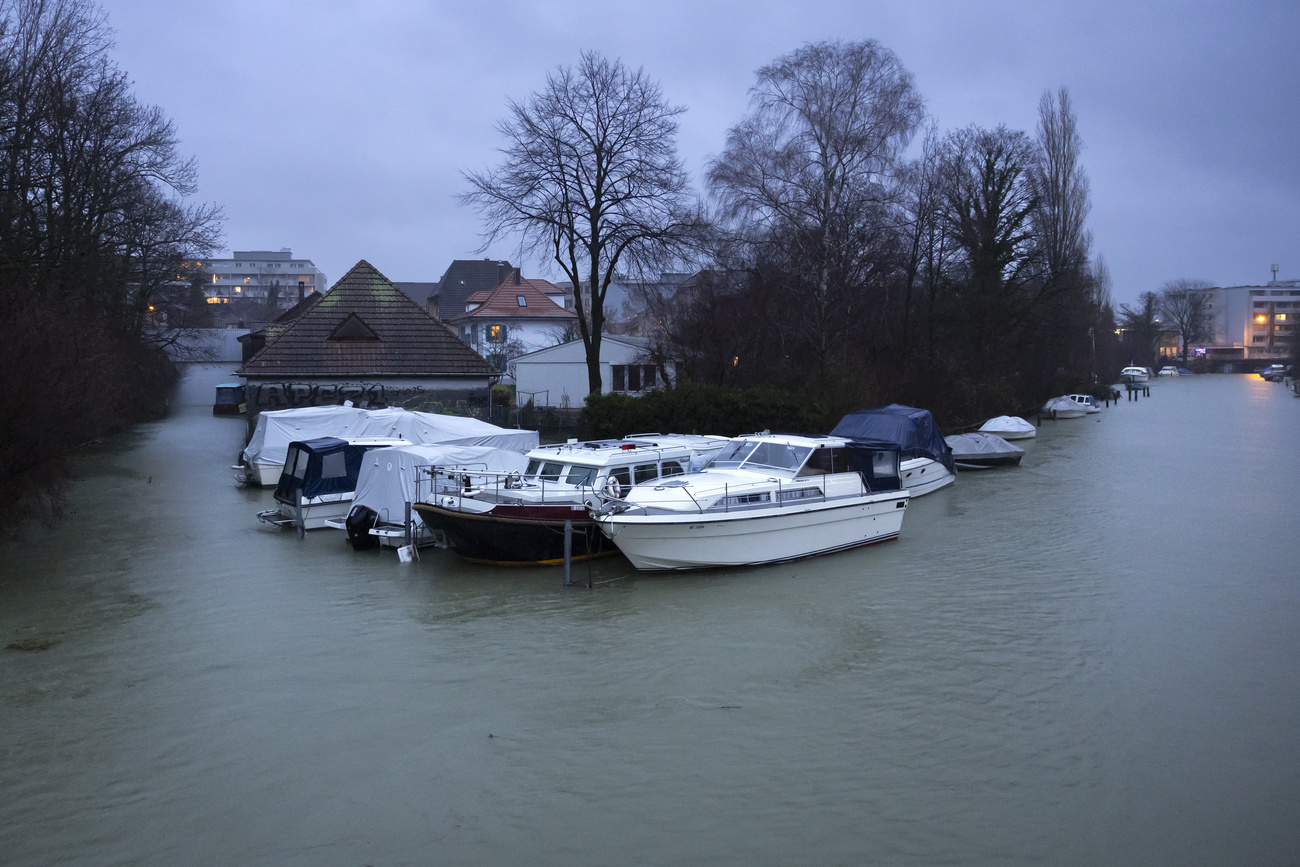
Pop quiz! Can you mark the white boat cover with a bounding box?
[944,432,1025,461]
[977,415,1036,438]
[242,405,539,470]
[350,444,529,527]
[1043,396,1082,414]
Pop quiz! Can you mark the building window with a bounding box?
[612,365,658,393]
[517,295,527,307]
[488,324,506,343]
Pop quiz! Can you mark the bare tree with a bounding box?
[1031,88,1091,283]
[1119,291,1162,368]
[1160,278,1214,364]
[707,39,923,385]
[937,124,1042,365]
[461,51,699,395]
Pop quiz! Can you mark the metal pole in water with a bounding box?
[563,519,573,586]
[404,501,412,547]
[296,498,304,540]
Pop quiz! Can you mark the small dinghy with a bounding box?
[944,433,1024,469]
[977,415,1036,440]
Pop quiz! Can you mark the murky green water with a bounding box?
[3,365,1298,866]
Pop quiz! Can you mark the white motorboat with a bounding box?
[1157,366,1178,377]
[1120,365,1149,384]
[257,436,408,531]
[977,416,1037,440]
[828,404,956,496]
[413,434,730,565]
[1043,396,1086,419]
[590,434,909,571]
[944,433,1024,469]
[1065,393,1102,413]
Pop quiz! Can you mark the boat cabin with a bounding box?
[511,434,728,498]
[272,436,407,507]
[213,383,246,415]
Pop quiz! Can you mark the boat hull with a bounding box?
[413,501,617,565]
[953,455,1023,469]
[596,493,908,572]
[899,457,955,495]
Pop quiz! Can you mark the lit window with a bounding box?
[488,324,505,343]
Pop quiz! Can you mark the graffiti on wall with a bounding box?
[250,381,389,410]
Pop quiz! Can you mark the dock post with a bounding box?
[405,501,412,547]
[296,498,304,540]
[563,519,573,586]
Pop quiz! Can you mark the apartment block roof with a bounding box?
[433,258,515,320]
[238,260,496,378]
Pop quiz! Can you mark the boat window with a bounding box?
[608,467,632,489]
[524,459,542,477]
[798,446,853,476]
[707,440,758,468]
[320,451,347,479]
[661,460,685,478]
[565,465,597,487]
[634,463,659,484]
[538,462,564,481]
[742,442,811,472]
[290,448,308,479]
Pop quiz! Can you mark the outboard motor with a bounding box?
[345,505,380,550]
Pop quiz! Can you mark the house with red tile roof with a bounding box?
[447,269,577,374]
[237,260,499,424]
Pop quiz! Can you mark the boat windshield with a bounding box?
[741,441,812,472]
[706,440,759,468]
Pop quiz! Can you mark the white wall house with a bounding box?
[1172,278,1300,361]
[512,336,671,409]
[448,270,576,375]
[202,248,328,311]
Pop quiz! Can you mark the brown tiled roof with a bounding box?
[238,260,496,378]
[448,271,576,324]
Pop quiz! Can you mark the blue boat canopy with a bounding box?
[274,437,373,502]
[830,404,955,474]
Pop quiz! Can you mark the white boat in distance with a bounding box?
[944,433,1025,469]
[977,416,1037,440]
[1065,393,1102,413]
[1120,365,1150,384]
[591,433,910,572]
[1043,396,1086,419]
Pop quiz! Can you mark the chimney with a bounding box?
[513,268,522,286]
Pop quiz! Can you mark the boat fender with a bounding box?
[604,476,622,498]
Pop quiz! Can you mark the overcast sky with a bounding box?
[102,0,1297,307]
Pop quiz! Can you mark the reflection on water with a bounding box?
[2,366,1299,866]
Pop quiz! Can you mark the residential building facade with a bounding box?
[448,269,576,374]
[512,336,671,409]
[202,249,328,311]
[1168,278,1299,362]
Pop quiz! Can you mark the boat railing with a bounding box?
[414,464,596,510]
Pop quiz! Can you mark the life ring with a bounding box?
[604,476,622,498]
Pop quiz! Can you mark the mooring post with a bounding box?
[563,519,573,586]
[404,501,413,547]
[296,498,304,540]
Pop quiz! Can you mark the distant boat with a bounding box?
[1043,396,1086,419]
[213,383,246,415]
[1120,365,1149,384]
[944,433,1024,469]
[977,416,1037,440]
[1065,393,1102,413]
[1157,366,1178,377]
[1177,368,1194,376]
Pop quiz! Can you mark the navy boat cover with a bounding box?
[830,404,956,474]
[275,437,374,502]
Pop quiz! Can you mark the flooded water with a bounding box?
[2,365,1298,866]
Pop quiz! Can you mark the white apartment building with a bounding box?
[1193,280,1299,361]
[202,249,328,310]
